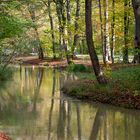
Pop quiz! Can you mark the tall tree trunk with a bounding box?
[55,0,71,64]
[111,0,116,64]
[72,0,80,58]
[132,0,140,63]
[98,0,106,64]
[123,0,130,63]
[85,0,107,84]
[103,0,111,63]
[45,0,56,59]
[28,4,44,60]
[66,0,72,54]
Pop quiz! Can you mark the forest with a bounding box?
[0,0,140,140]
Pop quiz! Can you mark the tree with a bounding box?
[72,0,81,58]
[28,3,44,59]
[98,0,105,63]
[123,0,130,63]
[111,0,116,64]
[103,0,111,63]
[85,0,107,84]
[43,0,56,59]
[132,0,140,63]
[54,0,71,64]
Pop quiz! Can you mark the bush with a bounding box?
[67,63,91,72]
[0,65,13,81]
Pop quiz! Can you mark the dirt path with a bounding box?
[14,56,140,70]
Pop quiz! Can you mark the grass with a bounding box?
[62,65,140,109]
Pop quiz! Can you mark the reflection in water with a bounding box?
[0,66,140,140]
[48,69,56,140]
[89,107,105,140]
[76,103,81,140]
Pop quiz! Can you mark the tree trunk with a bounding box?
[66,0,72,53]
[98,0,106,64]
[123,0,130,63]
[111,0,116,64]
[55,0,71,64]
[103,0,111,63]
[132,0,140,63]
[47,0,56,59]
[85,0,107,84]
[28,4,44,60]
[72,0,80,58]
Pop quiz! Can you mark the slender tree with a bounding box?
[55,0,71,64]
[85,0,107,84]
[43,0,56,59]
[98,0,105,64]
[103,0,111,63]
[72,0,81,58]
[132,0,140,63]
[123,0,130,63]
[28,3,44,59]
[66,0,73,53]
[111,0,116,64]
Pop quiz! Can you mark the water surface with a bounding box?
[0,66,140,140]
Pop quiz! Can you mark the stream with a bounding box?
[0,66,140,140]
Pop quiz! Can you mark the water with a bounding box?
[0,66,140,140]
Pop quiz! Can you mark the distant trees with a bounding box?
[0,0,140,67]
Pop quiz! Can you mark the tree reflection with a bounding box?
[48,69,56,140]
[67,101,73,140]
[32,67,44,112]
[76,103,82,140]
[89,107,105,140]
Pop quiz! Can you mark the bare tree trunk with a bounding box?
[98,0,106,64]
[45,0,56,59]
[72,0,80,58]
[66,0,72,54]
[111,0,116,64]
[85,0,107,84]
[103,0,111,63]
[28,4,44,60]
[55,0,71,64]
[132,0,140,63]
[123,0,130,63]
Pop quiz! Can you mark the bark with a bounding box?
[98,0,105,63]
[72,0,80,58]
[132,0,140,63]
[66,0,72,51]
[123,0,130,63]
[85,0,107,84]
[103,0,111,63]
[55,0,71,64]
[111,0,116,64]
[28,4,44,60]
[45,0,56,59]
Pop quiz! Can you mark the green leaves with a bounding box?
[0,14,30,40]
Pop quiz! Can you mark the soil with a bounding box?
[14,56,139,70]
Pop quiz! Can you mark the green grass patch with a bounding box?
[62,66,140,109]
[67,63,92,73]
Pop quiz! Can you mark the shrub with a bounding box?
[67,63,91,72]
[0,65,13,81]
